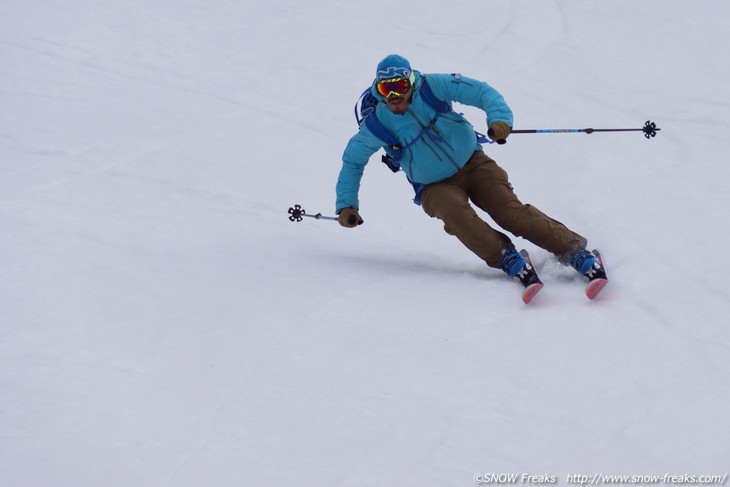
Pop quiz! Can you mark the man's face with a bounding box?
[384,86,413,115]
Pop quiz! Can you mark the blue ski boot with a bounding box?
[570,249,608,299]
[500,248,543,304]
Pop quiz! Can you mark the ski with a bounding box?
[509,249,607,302]
[518,249,544,304]
[584,249,608,299]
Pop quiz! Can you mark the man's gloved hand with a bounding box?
[337,207,364,228]
[488,121,512,145]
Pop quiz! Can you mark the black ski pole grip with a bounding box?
[346,215,364,226]
[488,126,508,145]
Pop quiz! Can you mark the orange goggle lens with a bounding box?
[376,78,411,97]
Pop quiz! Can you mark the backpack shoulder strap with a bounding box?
[418,76,490,144]
[354,87,401,150]
[418,75,451,113]
[364,112,400,150]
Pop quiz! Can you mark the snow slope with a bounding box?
[1,1,729,485]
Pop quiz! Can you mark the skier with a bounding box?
[335,54,606,300]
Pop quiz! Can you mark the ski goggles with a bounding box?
[376,77,412,97]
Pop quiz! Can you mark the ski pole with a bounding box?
[510,120,660,139]
[288,204,337,223]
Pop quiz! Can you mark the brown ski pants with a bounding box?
[420,150,586,268]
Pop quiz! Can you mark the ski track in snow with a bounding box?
[2,0,729,485]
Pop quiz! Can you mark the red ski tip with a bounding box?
[586,278,608,299]
[523,282,544,304]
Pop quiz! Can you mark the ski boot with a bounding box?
[570,249,608,299]
[500,248,543,304]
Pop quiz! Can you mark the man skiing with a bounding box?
[335,54,607,301]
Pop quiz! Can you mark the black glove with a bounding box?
[337,207,364,228]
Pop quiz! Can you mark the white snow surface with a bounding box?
[2,1,729,485]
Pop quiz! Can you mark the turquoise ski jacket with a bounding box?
[336,71,513,212]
